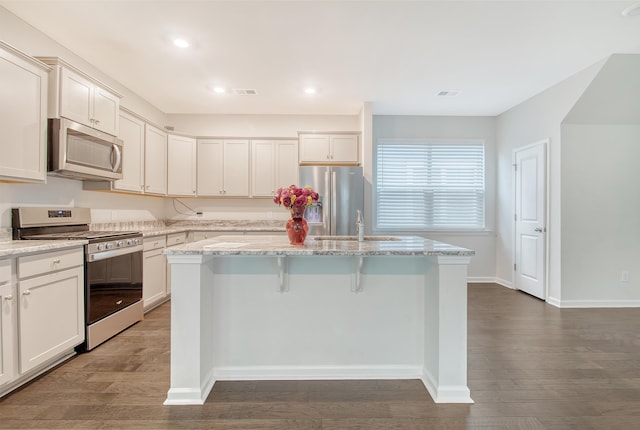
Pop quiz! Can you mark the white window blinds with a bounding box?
[375,139,485,230]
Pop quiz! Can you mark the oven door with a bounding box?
[86,250,142,324]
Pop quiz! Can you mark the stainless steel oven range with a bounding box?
[12,207,143,351]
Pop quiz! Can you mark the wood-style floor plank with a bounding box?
[1,283,639,429]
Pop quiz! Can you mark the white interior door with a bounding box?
[514,142,547,300]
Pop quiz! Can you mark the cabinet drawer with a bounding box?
[144,236,167,252]
[166,233,186,247]
[18,248,83,279]
[0,258,10,285]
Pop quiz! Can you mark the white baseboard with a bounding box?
[551,299,640,308]
[467,276,513,289]
[547,296,561,308]
[213,365,422,381]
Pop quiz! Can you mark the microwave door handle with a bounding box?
[111,143,122,172]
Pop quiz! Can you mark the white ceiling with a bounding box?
[2,0,640,116]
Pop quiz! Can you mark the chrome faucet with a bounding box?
[356,210,364,241]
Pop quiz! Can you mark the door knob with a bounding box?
[534,227,544,233]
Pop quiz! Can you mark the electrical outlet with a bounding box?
[621,270,630,282]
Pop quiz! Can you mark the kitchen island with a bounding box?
[164,235,474,405]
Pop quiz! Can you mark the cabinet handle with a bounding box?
[90,118,95,123]
[95,119,100,125]
[53,259,61,264]
[4,294,12,301]
[116,300,123,305]
[326,155,330,159]
[23,290,31,296]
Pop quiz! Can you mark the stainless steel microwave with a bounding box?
[48,118,123,181]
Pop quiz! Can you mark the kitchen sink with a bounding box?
[313,235,401,241]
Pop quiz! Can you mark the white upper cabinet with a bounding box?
[38,57,122,136]
[144,124,167,196]
[276,140,300,188]
[0,42,49,183]
[167,135,196,196]
[251,140,299,197]
[299,133,360,165]
[197,139,249,197]
[251,140,276,197]
[115,111,145,193]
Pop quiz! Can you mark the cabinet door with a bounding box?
[299,134,330,163]
[0,264,16,387]
[197,139,224,196]
[223,140,250,196]
[251,140,276,197]
[143,248,166,310]
[0,44,48,182]
[92,86,119,136]
[113,111,144,193]
[276,140,299,189]
[18,266,84,374]
[59,67,93,127]
[144,124,167,195]
[330,135,359,163]
[167,135,197,196]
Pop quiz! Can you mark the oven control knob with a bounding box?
[116,240,124,248]
[127,239,133,246]
[135,238,141,245]
[107,243,114,250]
[98,243,106,251]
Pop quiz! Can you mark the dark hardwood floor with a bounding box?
[1,283,640,429]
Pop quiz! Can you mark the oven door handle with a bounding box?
[87,244,143,262]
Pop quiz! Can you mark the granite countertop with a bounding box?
[164,234,474,257]
[0,239,88,258]
[91,220,286,237]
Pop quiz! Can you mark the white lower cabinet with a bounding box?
[0,259,16,388]
[143,236,167,311]
[2,247,84,396]
[18,266,84,373]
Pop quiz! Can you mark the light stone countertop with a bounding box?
[164,234,474,257]
[91,220,286,238]
[0,240,88,258]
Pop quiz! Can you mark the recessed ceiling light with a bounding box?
[213,87,226,94]
[622,2,640,16]
[173,38,190,48]
[304,87,317,95]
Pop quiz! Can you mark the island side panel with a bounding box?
[164,254,216,405]
[210,255,425,379]
[422,255,473,403]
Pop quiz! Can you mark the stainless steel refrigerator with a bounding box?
[299,166,364,236]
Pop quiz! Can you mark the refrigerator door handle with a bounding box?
[331,170,337,236]
[324,169,331,234]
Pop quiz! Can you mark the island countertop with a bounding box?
[164,234,474,257]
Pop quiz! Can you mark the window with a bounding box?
[375,139,485,230]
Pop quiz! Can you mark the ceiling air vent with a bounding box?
[233,88,258,95]
[437,90,460,97]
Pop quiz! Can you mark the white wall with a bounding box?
[372,115,497,280]
[166,113,360,137]
[560,124,640,305]
[0,177,165,229]
[495,60,605,300]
